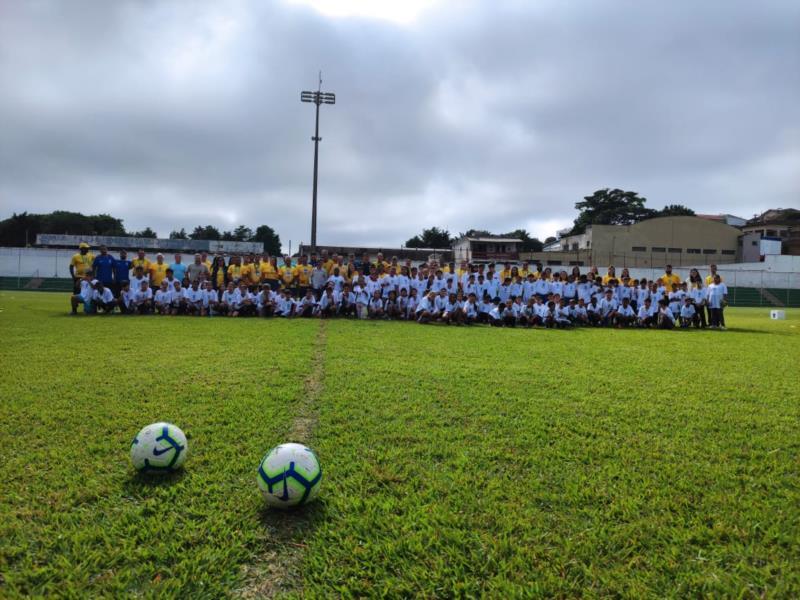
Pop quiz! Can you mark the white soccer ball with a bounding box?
[130,422,188,473]
[257,443,322,508]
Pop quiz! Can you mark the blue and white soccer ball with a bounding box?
[130,422,188,473]
[257,443,322,508]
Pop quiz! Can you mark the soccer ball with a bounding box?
[130,422,188,473]
[257,443,322,508]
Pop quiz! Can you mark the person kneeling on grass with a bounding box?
[488,299,504,327]
[70,273,95,315]
[614,297,636,328]
[463,293,478,325]
[340,284,357,318]
[131,280,153,314]
[183,281,204,316]
[415,291,436,324]
[680,296,699,328]
[238,282,256,317]
[303,288,322,317]
[368,290,385,319]
[256,285,274,317]
[154,281,171,315]
[656,298,675,329]
[118,281,135,314]
[92,281,116,314]
[170,281,185,316]
[637,298,655,328]
[220,282,240,317]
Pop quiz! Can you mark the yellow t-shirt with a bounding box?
[70,252,95,277]
[214,267,226,288]
[131,257,151,274]
[260,262,278,281]
[240,263,255,283]
[705,274,722,285]
[150,263,169,286]
[227,264,242,281]
[203,260,213,272]
[293,264,313,285]
[660,273,681,288]
[500,269,513,281]
[280,266,294,285]
[602,273,618,285]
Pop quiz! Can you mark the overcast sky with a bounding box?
[1,0,798,252]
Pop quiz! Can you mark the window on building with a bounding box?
[703,249,717,254]
[687,248,701,254]
[568,261,585,266]
[766,229,777,236]
[487,244,495,252]
[652,247,666,252]
[779,230,788,237]
[546,260,563,266]
[668,247,682,253]
[571,243,578,251]
[721,250,735,255]
[586,241,591,248]
[631,246,646,252]
[752,241,758,246]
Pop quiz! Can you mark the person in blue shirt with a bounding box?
[170,254,187,283]
[113,249,132,297]
[92,245,116,288]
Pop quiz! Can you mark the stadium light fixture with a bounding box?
[300,72,336,254]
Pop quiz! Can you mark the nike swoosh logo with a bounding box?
[153,446,174,456]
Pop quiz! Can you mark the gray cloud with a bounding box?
[1,0,798,250]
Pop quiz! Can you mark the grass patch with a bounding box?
[1,292,798,597]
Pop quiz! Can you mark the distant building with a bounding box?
[35,233,263,254]
[741,209,800,259]
[451,236,523,263]
[296,244,452,264]
[695,213,747,227]
[522,216,742,267]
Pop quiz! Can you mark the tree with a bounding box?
[405,227,453,248]
[657,204,695,217]
[545,236,557,244]
[169,228,188,239]
[571,188,655,234]
[190,225,221,240]
[502,229,544,253]
[0,210,130,246]
[233,225,253,242]
[251,225,281,255]
[132,227,158,238]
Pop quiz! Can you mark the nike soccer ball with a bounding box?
[257,443,322,508]
[130,422,188,473]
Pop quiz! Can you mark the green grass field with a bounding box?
[1,292,799,598]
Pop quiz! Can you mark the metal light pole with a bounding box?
[301,72,335,254]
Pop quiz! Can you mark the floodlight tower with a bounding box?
[300,72,335,254]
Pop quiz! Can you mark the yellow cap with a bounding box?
[79,242,90,249]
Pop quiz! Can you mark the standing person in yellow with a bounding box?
[705,264,722,286]
[200,252,213,273]
[293,255,314,296]
[279,256,295,289]
[69,242,95,293]
[602,266,617,285]
[149,253,169,292]
[227,255,243,283]
[260,255,280,290]
[131,249,151,275]
[659,264,681,289]
[240,255,256,289]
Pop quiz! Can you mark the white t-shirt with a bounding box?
[706,282,728,309]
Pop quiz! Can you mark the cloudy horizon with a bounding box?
[1,0,798,252]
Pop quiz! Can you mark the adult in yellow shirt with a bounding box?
[260,256,280,290]
[227,255,243,282]
[149,254,169,290]
[602,266,618,285]
[293,255,314,294]
[130,249,151,275]
[200,252,213,273]
[705,264,722,286]
[240,256,256,286]
[659,264,681,288]
[69,242,95,293]
[279,256,295,289]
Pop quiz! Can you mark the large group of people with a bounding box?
[68,243,730,329]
